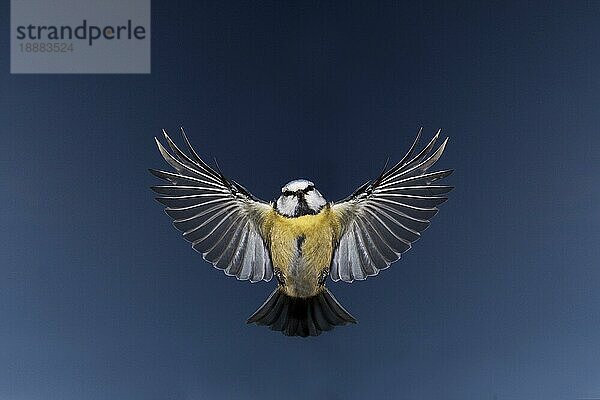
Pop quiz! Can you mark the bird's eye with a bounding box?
[283,191,294,196]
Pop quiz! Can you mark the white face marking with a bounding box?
[281,179,314,193]
[276,195,299,217]
[304,188,326,211]
[275,179,327,217]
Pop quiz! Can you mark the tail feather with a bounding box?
[247,288,356,337]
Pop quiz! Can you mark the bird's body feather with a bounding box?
[261,205,341,298]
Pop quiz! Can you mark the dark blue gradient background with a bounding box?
[1,2,599,399]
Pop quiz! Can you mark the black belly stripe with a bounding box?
[296,235,306,255]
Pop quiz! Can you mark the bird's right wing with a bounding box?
[150,129,274,283]
[330,129,453,283]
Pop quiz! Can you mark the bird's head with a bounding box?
[275,179,327,217]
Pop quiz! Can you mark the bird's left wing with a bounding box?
[149,129,273,283]
[330,129,453,283]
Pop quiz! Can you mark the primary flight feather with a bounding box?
[150,127,453,337]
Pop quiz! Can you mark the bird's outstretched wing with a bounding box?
[150,129,273,283]
[330,128,453,283]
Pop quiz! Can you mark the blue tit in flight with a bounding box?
[149,127,453,337]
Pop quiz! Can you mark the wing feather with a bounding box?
[331,129,453,283]
[150,129,273,282]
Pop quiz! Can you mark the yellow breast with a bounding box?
[261,206,342,297]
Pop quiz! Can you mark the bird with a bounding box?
[149,127,453,337]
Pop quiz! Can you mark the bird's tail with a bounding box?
[247,287,356,337]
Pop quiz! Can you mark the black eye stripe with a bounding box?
[282,186,314,196]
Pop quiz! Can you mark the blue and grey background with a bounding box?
[1,2,599,399]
